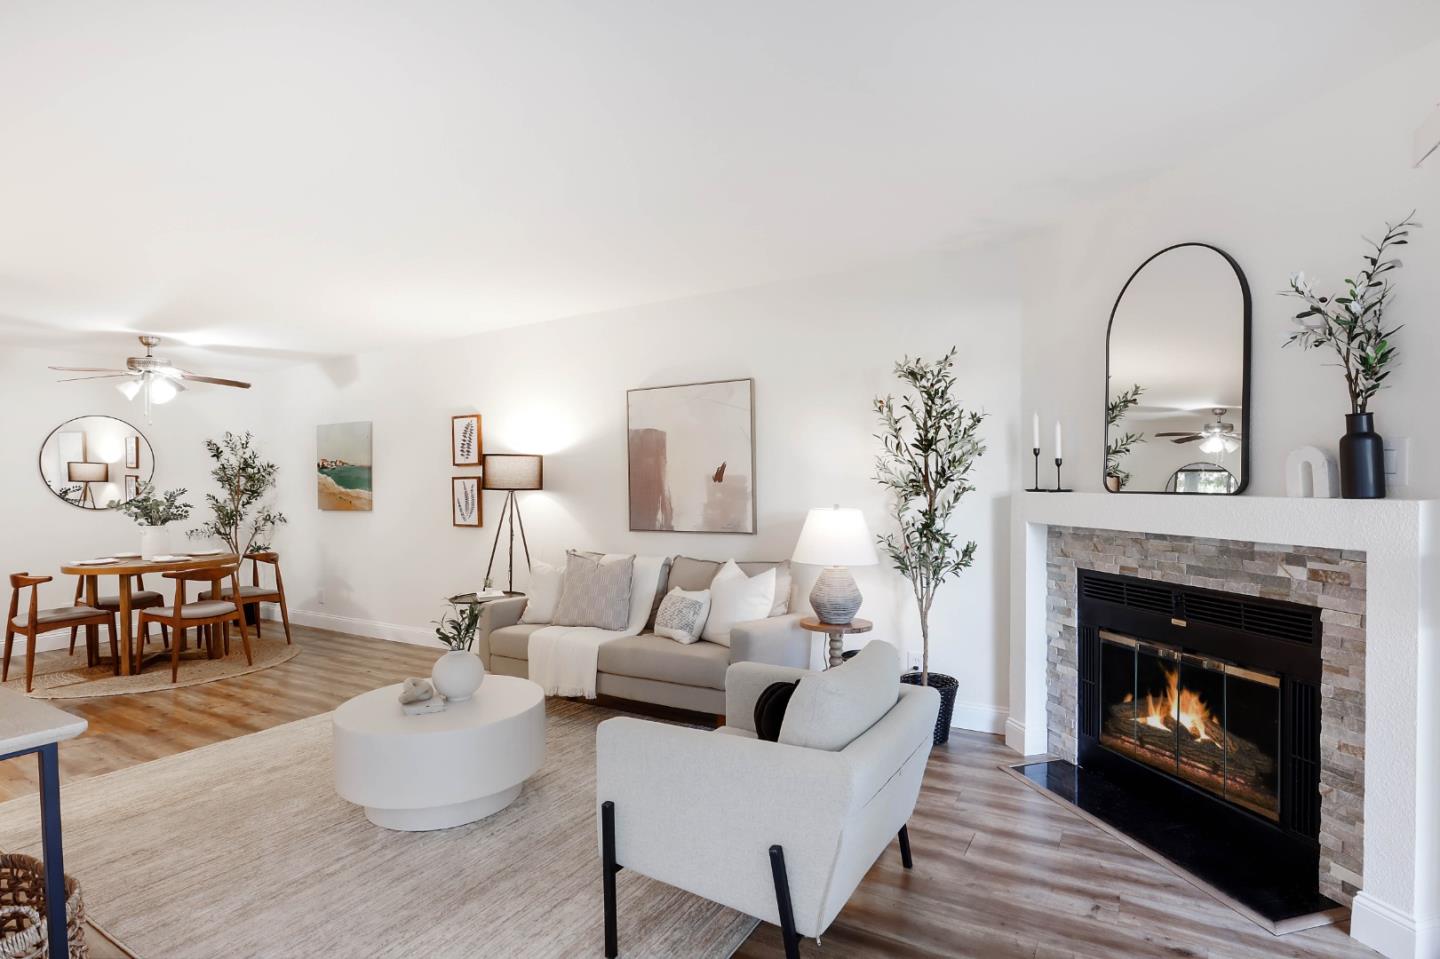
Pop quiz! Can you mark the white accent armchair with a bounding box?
[595,652,940,957]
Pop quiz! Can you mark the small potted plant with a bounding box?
[118,483,193,559]
[873,348,987,745]
[1284,212,1420,498]
[431,601,486,702]
[1105,384,1145,492]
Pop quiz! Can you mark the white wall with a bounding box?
[1022,38,1440,498]
[253,248,1024,731]
[0,344,256,651]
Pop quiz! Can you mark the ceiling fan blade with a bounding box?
[49,366,130,374]
[1154,431,1198,437]
[178,372,251,389]
[56,374,130,382]
[1172,436,1202,444]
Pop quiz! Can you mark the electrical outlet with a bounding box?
[1384,437,1410,487]
[906,651,922,672]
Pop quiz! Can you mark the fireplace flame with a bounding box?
[1137,666,1218,744]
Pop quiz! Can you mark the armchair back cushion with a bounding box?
[779,640,900,751]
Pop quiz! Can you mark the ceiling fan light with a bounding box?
[148,376,178,404]
[1199,434,1227,455]
[115,379,142,401]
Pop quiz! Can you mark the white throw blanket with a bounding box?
[528,555,664,698]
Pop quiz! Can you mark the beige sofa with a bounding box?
[477,556,812,715]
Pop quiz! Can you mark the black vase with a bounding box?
[1339,412,1385,499]
[900,671,958,745]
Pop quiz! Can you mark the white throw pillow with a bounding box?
[653,587,711,645]
[701,560,776,647]
[520,561,565,624]
[779,640,900,751]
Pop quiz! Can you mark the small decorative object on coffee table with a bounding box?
[791,506,877,624]
[333,675,546,830]
[800,616,872,669]
[431,600,486,702]
[398,677,445,715]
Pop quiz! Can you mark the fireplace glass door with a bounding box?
[1098,631,1280,821]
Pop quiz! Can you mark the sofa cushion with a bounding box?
[666,557,791,616]
[553,551,633,629]
[519,560,564,624]
[779,640,900,751]
[490,623,548,660]
[701,561,775,647]
[597,633,730,690]
[653,587,711,644]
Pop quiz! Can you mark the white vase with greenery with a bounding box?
[119,483,193,559]
[432,602,486,702]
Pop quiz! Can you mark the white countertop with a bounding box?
[0,689,87,756]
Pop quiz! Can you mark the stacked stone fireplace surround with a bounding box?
[1043,525,1366,906]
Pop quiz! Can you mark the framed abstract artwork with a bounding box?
[627,378,756,534]
[317,421,373,511]
[452,414,482,467]
[452,476,481,527]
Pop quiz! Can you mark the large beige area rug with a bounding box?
[1,637,298,699]
[0,700,757,958]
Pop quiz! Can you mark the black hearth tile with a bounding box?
[1012,760,1339,925]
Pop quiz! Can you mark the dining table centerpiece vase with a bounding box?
[431,601,486,702]
[118,483,193,559]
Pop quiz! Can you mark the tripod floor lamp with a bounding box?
[483,453,544,593]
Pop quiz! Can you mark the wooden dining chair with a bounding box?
[138,565,252,682]
[200,551,293,645]
[4,573,117,693]
[70,573,168,664]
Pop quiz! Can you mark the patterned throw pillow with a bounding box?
[653,587,711,645]
[552,551,635,630]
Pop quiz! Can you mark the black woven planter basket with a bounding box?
[900,671,958,745]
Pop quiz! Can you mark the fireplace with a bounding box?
[1012,567,1338,924]
[1097,631,1281,821]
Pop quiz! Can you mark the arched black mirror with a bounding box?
[1104,243,1250,494]
[39,415,155,510]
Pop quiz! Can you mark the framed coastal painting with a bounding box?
[627,378,755,534]
[317,421,373,511]
[452,476,481,527]
[452,414,482,467]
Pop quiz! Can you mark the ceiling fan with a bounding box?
[51,335,251,418]
[1155,407,1241,455]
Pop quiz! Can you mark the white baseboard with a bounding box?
[1352,890,1438,959]
[284,608,437,647]
[949,700,1007,735]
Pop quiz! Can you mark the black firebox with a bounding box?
[1019,569,1336,924]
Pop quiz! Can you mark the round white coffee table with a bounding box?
[333,675,546,831]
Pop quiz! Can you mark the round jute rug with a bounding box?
[1,636,299,699]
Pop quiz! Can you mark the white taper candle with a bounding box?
[1054,420,1063,460]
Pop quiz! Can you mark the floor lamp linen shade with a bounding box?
[483,455,543,491]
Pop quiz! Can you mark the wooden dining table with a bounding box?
[60,554,239,675]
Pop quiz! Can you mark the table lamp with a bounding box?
[482,454,544,593]
[791,506,877,625]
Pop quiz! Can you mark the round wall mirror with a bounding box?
[1104,243,1250,494]
[38,416,155,510]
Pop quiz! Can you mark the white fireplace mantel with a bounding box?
[1006,492,1439,959]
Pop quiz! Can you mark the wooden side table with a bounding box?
[799,617,873,669]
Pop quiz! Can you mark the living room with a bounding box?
[0,3,1437,958]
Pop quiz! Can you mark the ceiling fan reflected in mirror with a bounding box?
[50,335,251,419]
[1155,407,1242,455]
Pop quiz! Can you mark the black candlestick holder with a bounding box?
[1052,457,1072,493]
[1025,447,1043,491]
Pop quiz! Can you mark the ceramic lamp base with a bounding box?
[810,566,862,625]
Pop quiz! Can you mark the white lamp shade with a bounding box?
[791,507,877,567]
[67,461,108,483]
[483,454,543,491]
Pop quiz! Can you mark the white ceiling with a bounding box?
[3,0,1439,370]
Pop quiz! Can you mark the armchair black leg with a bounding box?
[898,824,914,870]
[769,844,802,959]
[602,801,620,958]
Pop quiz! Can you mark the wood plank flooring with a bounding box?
[0,627,1378,958]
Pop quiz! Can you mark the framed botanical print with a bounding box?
[452,476,481,527]
[124,475,139,500]
[125,435,141,469]
[452,414,482,467]
[627,378,756,533]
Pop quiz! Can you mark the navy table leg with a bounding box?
[37,743,69,956]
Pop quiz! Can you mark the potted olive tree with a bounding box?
[191,432,287,556]
[873,348,987,745]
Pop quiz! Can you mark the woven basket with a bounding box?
[0,854,86,959]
